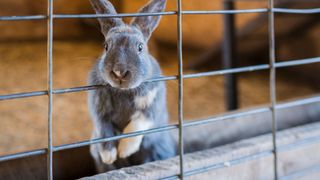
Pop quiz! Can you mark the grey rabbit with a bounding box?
[88,0,176,173]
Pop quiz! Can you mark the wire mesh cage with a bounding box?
[0,0,319,179]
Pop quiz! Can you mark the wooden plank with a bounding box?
[82,122,320,180]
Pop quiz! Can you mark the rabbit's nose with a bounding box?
[111,67,129,80]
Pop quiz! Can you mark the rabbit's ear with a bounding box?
[90,0,124,36]
[130,0,167,41]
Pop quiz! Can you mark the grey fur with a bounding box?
[131,0,167,40]
[90,0,124,36]
[88,0,176,173]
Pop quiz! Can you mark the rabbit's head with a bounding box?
[90,0,166,89]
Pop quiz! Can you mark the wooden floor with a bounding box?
[84,121,320,180]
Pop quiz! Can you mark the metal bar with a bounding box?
[54,11,176,19]
[47,0,54,179]
[1,56,319,101]
[54,85,104,94]
[268,0,279,178]
[222,0,238,110]
[0,12,176,21]
[177,0,185,179]
[185,64,269,78]
[276,95,320,109]
[186,107,270,127]
[0,9,267,21]
[0,15,47,21]
[273,8,320,14]
[0,149,46,162]
[145,75,178,82]
[54,124,178,151]
[275,57,320,68]
[1,8,320,21]
[183,9,268,14]
[0,91,47,101]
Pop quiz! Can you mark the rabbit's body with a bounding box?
[89,56,175,172]
[88,0,176,172]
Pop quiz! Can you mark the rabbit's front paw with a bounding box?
[99,147,117,164]
[118,112,153,158]
[118,135,143,158]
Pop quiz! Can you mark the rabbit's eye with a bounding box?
[104,43,109,51]
[138,43,143,53]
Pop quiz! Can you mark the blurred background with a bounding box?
[0,0,319,157]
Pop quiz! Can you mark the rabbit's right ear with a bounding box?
[130,0,167,41]
[90,0,124,36]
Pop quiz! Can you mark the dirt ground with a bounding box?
[0,40,318,156]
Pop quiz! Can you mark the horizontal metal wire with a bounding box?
[54,124,178,151]
[0,149,46,162]
[53,11,176,19]
[184,64,270,79]
[273,8,320,14]
[183,9,268,15]
[54,85,104,94]
[0,9,263,21]
[1,95,319,162]
[145,75,177,82]
[0,12,175,21]
[276,96,320,109]
[0,91,47,100]
[1,56,319,101]
[1,8,319,21]
[185,95,320,129]
[185,107,270,127]
[0,15,46,21]
[275,57,320,68]
[0,78,179,100]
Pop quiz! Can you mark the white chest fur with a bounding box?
[134,87,158,109]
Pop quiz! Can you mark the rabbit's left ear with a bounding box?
[130,0,167,41]
[90,0,124,36]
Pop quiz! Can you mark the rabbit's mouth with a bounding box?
[105,69,143,90]
[114,79,129,89]
[107,76,142,90]
[99,63,143,89]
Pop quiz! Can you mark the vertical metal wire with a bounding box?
[177,0,185,179]
[268,0,278,179]
[47,0,54,179]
